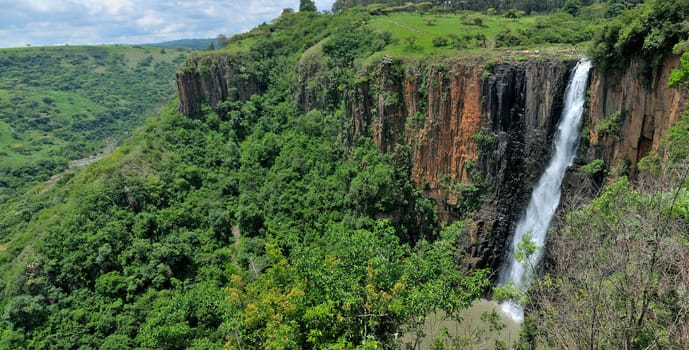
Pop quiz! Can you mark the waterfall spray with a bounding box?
[498,59,592,322]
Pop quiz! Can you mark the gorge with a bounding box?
[177,53,685,274]
[2,2,689,348]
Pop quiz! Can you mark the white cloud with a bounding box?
[0,0,338,48]
[136,12,166,28]
[23,0,67,12]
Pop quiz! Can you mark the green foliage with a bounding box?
[595,111,625,139]
[364,10,601,59]
[503,9,519,19]
[580,158,606,178]
[495,30,525,47]
[224,219,489,348]
[492,283,522,303]
[432,36,449,47]
[591,0,689,74]
[332,0,571,14]
[473,15,484,27]
[514,232,537,264]
[0,49,487,346]
[472,131,497,151]
[669,51,689,90]
[300,0,317,12]
[563,0,582,16]
[404,36,418,50]
[322,21,391,67]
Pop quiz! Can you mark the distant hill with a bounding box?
[0,45,193,202]
[141,38,218,50]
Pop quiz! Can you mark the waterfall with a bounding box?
[498,59,592,322]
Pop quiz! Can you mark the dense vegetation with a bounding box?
[1,0,688,348]
[590,0,689,73]
[0,9,491,350]
[522,105,689,348]
[0,46,191,203]
[0,96,493,348]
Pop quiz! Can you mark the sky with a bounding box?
[0,0,336,48]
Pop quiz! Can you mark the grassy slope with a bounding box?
[225,9,604,62]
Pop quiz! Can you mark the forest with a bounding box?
[0,0,688,348]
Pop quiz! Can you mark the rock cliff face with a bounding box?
[586,55,686,173]
[176,53,686,272]
[344,58,574,270]
[177,53,265,116]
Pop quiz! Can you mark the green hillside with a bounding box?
[143,39,218,50]
[224,2,608,62]
[0,45,192,203]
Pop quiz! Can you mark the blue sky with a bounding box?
[0,0,336,48]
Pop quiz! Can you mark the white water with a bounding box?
[498,59,592,322]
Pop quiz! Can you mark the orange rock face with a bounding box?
[407,64,482,208]
[346,58,575,269]
[588,55,687,173]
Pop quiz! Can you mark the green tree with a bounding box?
[563,0,582,16]
[300,0,317,12]
[4,295,48,331]
[669,50,689,90]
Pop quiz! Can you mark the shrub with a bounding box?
[581,159,606,178]
[495,30,524,47]
[595,111,625,139]
[432,36,449,47]
[504,9,518,18]
[404,36,418,50]
[472,131,497,151]
[563,0,582,16]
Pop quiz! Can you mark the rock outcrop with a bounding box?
[586,55,687,173]
[343,58,574,270]
[177,53,266,116]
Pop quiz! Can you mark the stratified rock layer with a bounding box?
[587,55,687,173]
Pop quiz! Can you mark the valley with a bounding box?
[0,45,192,203]
[0,1,688,348]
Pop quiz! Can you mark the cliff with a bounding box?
[343,58,574,269]
[586,55,687,174]
[177,53,266,116]
[176,54,686,272]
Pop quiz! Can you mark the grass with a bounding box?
[210,9,595,66]
[223,36,260,53]
[120,46,190,69]
[368,12,587,59]
[0,121,14,148]
[43,90,108,117]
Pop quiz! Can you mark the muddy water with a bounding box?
[402,299,521,349]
